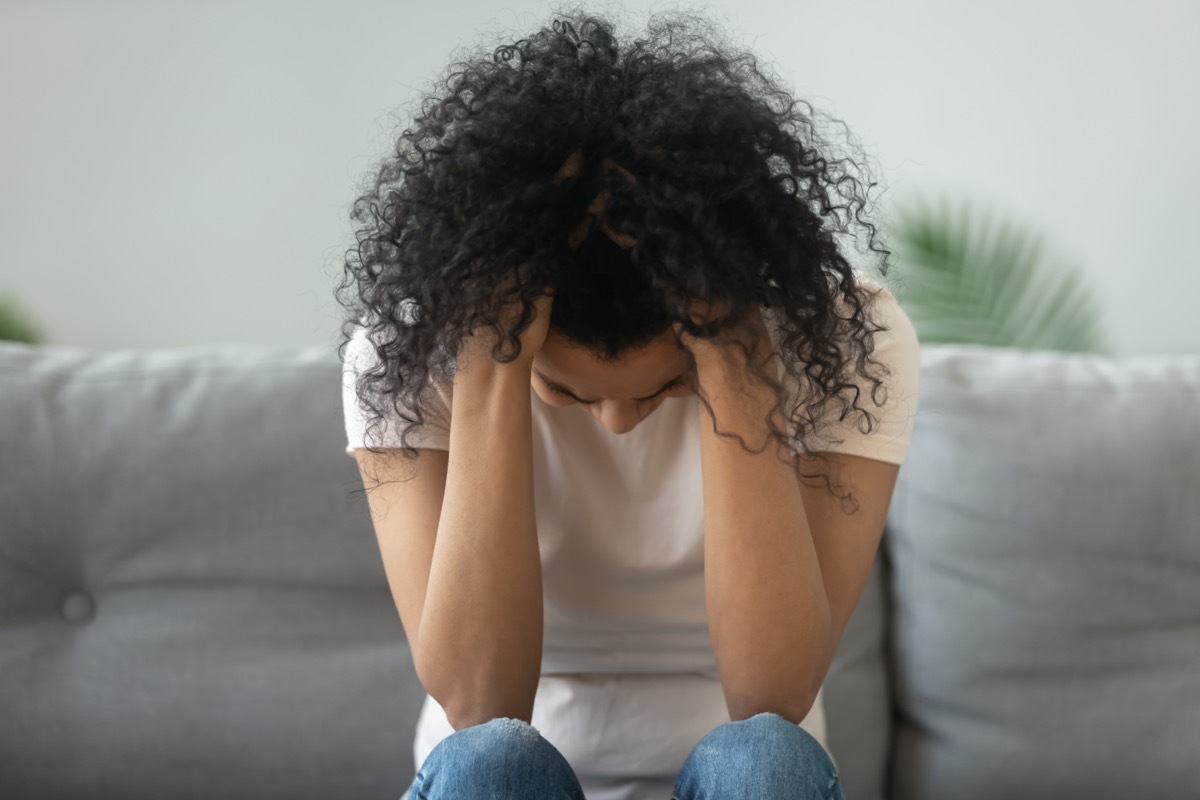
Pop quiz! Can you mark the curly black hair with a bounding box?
[336,5,895,502]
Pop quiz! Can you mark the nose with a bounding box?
[592,401,645,435]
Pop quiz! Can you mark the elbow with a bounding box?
[721,658,826,726]
[725,688,818,727]
[414,651,538,732]
[441,699,534,732]
[422,677,536,732]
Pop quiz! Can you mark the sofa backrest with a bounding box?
[871,344,1200,800]
[4,341,1199,800]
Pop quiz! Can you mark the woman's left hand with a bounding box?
[674,300,774,376]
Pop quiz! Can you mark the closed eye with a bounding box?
[546,375,690,403]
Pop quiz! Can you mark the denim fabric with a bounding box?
[406,713,846,800]
[669,713,846,800]
[407,717,586,800]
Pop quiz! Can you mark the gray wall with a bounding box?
[2,0,1196,355]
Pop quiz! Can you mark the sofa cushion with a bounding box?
[0,343,424,799]
[885,344,1200,799]
[823,551,893,800]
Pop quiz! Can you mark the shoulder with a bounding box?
[763,271,921,465]
[854,273,920,380]
[762,271,920,374]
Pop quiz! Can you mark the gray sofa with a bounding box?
[1,340,1197,800]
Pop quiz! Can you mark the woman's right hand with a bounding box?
[516,289,555,363]
[458,289,555,374]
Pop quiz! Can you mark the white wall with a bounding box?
[2,0,1196,355]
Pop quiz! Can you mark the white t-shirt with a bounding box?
[342,275,920,800]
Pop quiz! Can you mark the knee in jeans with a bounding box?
[683,712,837,789]
[438,717,543,766]
[744,711,822,747]
[704,712,819,750]
[414,717,584,800]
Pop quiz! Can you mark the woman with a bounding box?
[337,8,919,799]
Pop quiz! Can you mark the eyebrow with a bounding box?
[533,367,689,403]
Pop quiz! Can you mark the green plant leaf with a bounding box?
[885,195,1108,354]
[0,294,44,344]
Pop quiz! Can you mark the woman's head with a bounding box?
[337,6,894,489]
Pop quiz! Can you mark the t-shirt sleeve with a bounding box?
[341,323,453,455]
[773,276,921,466]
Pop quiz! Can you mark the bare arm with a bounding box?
[357,292,554,732]
[696,360,831,723]
[686,309,831,724]
[416,358,543,730]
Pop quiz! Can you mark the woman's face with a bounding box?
[530,327,695,434]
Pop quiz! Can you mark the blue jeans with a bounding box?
[406,712,847,800]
